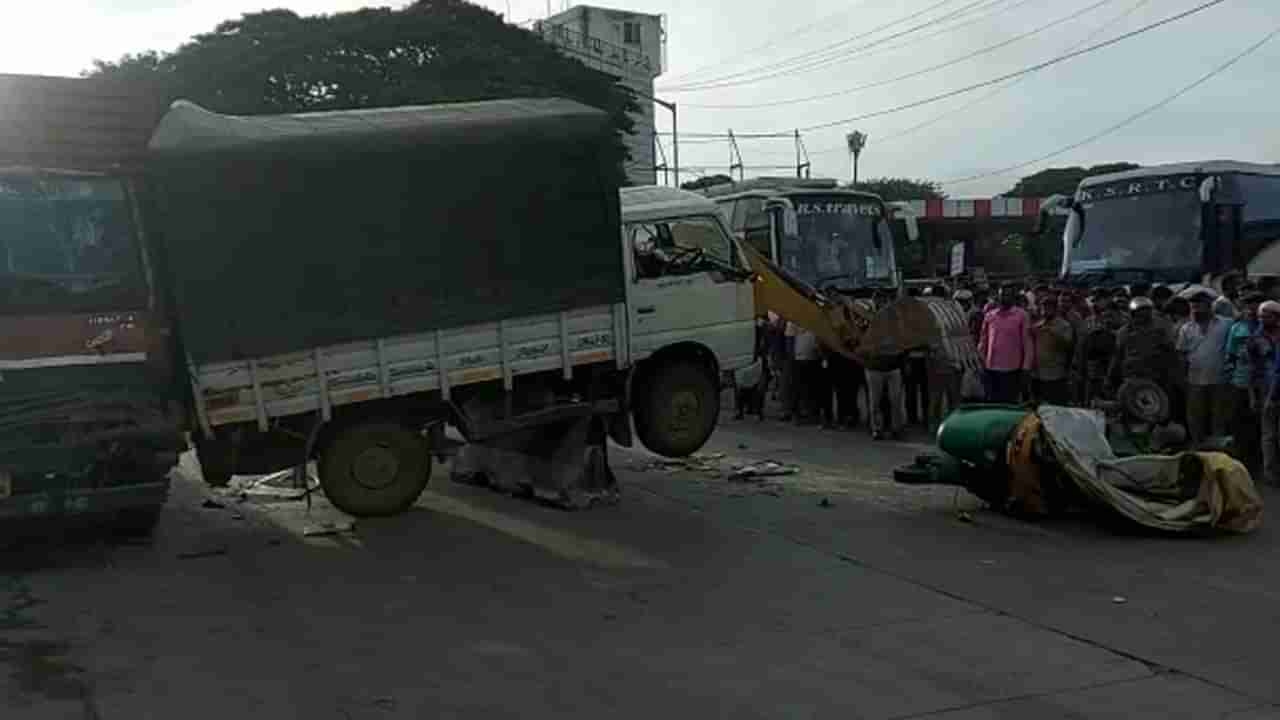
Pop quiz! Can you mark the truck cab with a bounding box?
[0,75,180,530]
[619,186,757,456]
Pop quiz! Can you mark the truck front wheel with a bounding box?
[318,421,432,517]
[634,359,719,458]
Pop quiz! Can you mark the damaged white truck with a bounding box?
[0,74,757,527]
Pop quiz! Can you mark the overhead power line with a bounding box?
[680,0,1117,110]
[759,0,1042,85]
[661,0,879,85]
[665,0,1032,93]
[805,0,1153,155]
[662,0,1231,137]
[659,0,994,92]
[940,22,1280,186]
[629,164,799,173]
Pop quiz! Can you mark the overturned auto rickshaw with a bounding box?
[895,403,1263,534]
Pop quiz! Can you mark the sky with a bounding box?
[3,0,1278,196]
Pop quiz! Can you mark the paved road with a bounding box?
[1,417,1277,719]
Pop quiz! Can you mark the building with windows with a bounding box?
[536,4,667,186]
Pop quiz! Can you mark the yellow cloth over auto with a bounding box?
[1036,406,1262,533]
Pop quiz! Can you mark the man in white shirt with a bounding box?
[1177,291,1233,443]
[792,328,820,424]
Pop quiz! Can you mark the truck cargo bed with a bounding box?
[191,304,628,433]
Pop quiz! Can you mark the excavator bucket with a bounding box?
[855,297,981,373]
[740,243,873,360]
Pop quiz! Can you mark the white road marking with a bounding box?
[422,493,667,570]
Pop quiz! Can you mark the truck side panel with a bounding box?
[192,304,628,433]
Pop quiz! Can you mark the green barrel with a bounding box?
[936,404,1030,468]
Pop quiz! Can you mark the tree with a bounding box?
[680,174,733,192]
[1004,232,1060,274]
[1004,163,1140,198]
[845,177,945,201]
[88,1,636,185]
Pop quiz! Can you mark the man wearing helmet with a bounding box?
[1108,296,1178,402]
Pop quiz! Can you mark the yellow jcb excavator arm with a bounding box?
[741,244,981,370]
[740,243,873,361]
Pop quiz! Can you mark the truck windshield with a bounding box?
[1066,176,1202,275]
[0,175,145,314]
[782,193,896,291]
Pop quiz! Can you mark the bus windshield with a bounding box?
[781,193,896,291]
[0,174,146,314]
[1065,174,1202,277]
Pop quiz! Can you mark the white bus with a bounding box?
[1048,161,1280,286]
[702,177,903,296]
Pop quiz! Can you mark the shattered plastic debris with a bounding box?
[218,468,321,501]
[633,453,728,476]
[729,460,799,482]
[302,520,356,537]
[632,453,799,491]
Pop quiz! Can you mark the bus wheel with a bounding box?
[318,421,432,517]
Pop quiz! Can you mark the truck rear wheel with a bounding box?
[318,421,432,517]
[634,359,719,458]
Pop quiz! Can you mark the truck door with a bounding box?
[625,215,755,370]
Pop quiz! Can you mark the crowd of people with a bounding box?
[735,276,1280,488]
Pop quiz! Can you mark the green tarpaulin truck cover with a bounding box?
[146,97,623,364]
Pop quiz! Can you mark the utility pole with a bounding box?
[794,130,811,179]
[846,130,867,186]
[670,101,678,187]
[727,130,744,182]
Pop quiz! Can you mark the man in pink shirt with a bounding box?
[979,285,1034,404]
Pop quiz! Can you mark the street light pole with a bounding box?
[624,86,678,185]
[670,101,678,187]
[846,130,867,186]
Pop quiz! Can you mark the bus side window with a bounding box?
[740,197,770,257]
[728,199,747,233]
